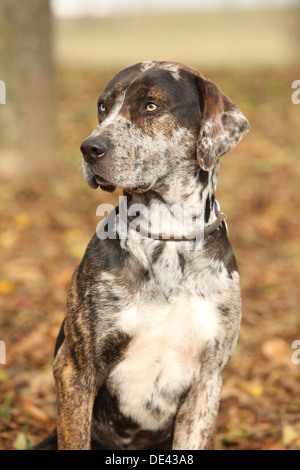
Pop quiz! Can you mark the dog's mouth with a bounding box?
[92,175,115,192]
[130,182,152,193]
[92,174,152,194]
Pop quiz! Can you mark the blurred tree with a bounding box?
[0,0,54,176]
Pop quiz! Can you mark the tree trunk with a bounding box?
[0,0,54,177]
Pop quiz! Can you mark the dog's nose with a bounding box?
[80,138,108,163]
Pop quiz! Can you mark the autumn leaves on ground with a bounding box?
[0,66,300,450]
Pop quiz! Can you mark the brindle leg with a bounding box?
[53,341,97,450]
[172,372,222,450]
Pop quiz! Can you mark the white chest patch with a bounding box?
[107,296,220,431]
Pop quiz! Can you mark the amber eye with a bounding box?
[146,103,158,112]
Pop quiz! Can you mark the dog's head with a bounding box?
[81,61,249,193]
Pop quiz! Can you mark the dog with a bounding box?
[37,61,249,450]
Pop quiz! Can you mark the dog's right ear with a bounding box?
[195,73,249,171]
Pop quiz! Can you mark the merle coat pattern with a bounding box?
[38,61,249,450]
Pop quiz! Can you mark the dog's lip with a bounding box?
[130,182,152,193]
[92,175,152,193]
[92,175,112,187]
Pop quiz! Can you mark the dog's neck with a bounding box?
[121,163,220,241]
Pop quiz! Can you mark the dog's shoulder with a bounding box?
[67,229,150,315]
[82,232,128,274]
[203,226,238,277]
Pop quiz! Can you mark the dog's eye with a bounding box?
[98,103,106,114]
[146,103,158,113]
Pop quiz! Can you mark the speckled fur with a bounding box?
[45,62,249,450]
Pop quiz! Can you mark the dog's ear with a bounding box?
[195,75,249,171]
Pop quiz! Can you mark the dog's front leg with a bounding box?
[53,341,97,450]
[172,372,222,450]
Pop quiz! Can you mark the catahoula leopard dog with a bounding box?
[36,61,249,450]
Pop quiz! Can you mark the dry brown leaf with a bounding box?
[21,399,52,424]
[261,338,292,367]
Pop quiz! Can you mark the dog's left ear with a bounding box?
[196,75,250,171]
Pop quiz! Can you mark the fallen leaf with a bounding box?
[238,380,264,397]
[0,369,9,383]
[21,400,51,424]
[0,280,15,295]
[282,424,299,447]
[14,213,30,229]
[12,432,27,450]
[262,338,291,366]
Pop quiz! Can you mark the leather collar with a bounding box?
[120,209,227,242]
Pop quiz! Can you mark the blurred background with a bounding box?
[0,0,300,450]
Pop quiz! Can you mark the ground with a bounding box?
[0,63,300,450]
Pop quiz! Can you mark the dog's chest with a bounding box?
[107,296,220,431]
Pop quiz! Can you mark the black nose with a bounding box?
[80,138,108,163]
